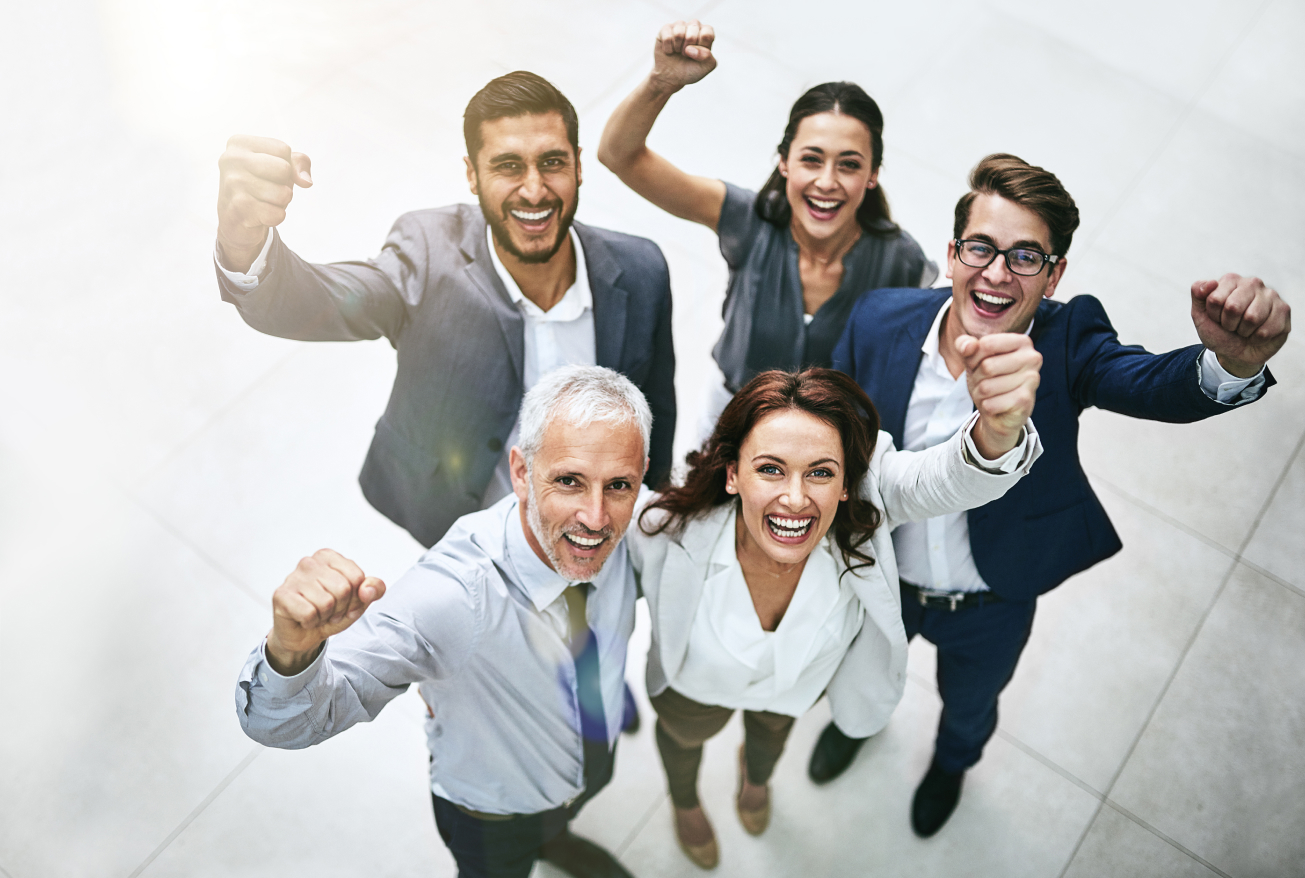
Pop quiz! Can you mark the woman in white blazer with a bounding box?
[628,367,1040,868]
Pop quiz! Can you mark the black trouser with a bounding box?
[429,739,614,878]
[900,582,1037,773]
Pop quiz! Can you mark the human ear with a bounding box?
[725,462,739,494]
[465,156,479,196]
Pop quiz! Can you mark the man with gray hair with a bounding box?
[235,365,650,878]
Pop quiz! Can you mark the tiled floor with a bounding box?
[2,1,1301,876]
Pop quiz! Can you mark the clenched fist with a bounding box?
[266,549,385,676]
[956,332,1042,459]
[1190,273,1290,378]
[216,134,314,273]
[650,20,717,95]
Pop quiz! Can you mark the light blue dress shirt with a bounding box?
[235,494,637,815]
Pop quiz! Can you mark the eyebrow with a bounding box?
[967,233,1049,252]
[752,454,841,468]
[798,146,866,159]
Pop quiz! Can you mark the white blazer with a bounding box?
[628,420,1041,738]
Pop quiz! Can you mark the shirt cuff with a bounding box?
[960,411,1041,474]
[251,637,327,699]
[1198,348,1266,404]
[214,228,274,292]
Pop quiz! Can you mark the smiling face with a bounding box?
[777,111,879,243]
[725,408,848,571]
[466,112,581,264]
[511,416,645,581]
[945,193,1067,339]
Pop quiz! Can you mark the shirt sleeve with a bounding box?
[214,228,275,292]
[716,182,765,269]
[1198,348,1267,404]
[234,560,483,750]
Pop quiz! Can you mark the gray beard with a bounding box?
[525,469,618,581]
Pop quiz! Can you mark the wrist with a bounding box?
[265,631,324,677]
[1214,351,1262,379]
[216,230,265,274]
[971,417,1019,460]
[644,72,683,101]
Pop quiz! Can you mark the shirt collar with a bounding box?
[486,225,592,320]
[502,497,572,612]
[922,297,1037,365]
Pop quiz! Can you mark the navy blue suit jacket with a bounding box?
[833,287,1274,601]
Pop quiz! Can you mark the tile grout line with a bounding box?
[1057,424,1303,878]
[1086,472,1239,559]
[0,863,13,878]
[126,745,263,878]
[1072,0,1275,262]
[1101,800,1234,878]
[991,729,1105,803]
[615,790,669,858]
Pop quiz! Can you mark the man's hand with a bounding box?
[957,333,1042,460]
[216,135,313,273]
[266,549,385,677]
[1191,273,1291,378]
[649,20,717,96]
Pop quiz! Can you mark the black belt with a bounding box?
[901,580,1002,611]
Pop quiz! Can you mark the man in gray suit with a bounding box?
[213,71,676,551]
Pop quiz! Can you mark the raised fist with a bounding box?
[216,134,313,273]
[1190,273,1290,378]
[956,332,1042,459]
[266,548,385,676]
[651,20,717,94]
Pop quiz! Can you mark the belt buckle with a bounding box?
[918,588,962,611]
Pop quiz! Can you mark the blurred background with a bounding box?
[1,0,1302,876]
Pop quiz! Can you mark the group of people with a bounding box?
[223,20,1291,878]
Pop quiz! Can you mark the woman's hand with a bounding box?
[650,20,717,96]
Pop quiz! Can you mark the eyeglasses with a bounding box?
[954,239,1060,277]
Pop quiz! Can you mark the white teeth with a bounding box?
[511,208,553,221]
[766,515,814,538]
[808,198,840,210]
[566,533,603,548]
[974,291,1014,306]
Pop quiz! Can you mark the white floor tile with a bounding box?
[1062,804,1220,878]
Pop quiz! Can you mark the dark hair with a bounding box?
[640,368,883,573]
[463,71,580,164]
[953,153,1080,256]
[754,82,898,237]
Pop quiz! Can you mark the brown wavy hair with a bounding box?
[640,368,883,573]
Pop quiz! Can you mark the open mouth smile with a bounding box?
[765,514,815,542]
[563,532,607,553]
[971,289,1016,315]
[509,206,556,233]
[804,196,844,221]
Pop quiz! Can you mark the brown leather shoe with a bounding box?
[736,744,771,835]
[674,805,719,869]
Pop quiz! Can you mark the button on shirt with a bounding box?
[893,300,1267,593]
[669,508,865,717]
[235,495,636,816]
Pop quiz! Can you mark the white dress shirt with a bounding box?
[235,494,636,815]
[213,226,597,510]
[893,300,1266,593]
[669,507,865,716]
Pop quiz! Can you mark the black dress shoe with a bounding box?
[807,721,868,784]
[910,762,964,837]
[621,682,641,735]
[540,830,635,878]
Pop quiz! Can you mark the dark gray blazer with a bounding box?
[216,205,676,548]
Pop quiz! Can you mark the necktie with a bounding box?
[563,583,612,798]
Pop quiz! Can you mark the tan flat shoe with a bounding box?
[736,744,772,835]
[674,805,719,869]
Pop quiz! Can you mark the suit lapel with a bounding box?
[872,298,939,446]
[459,210,525,378]
[657,505,732,681]
[577,223,628,370]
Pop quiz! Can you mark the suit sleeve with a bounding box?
[215,213,432,343]
[234,561,481,750]
[644,250,677,490]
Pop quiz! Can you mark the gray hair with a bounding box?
[517,365,652,466]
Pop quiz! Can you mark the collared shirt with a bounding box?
[893,299,1267,593]
[480,226,596,507]
[235,494,636,815]
[669,507,865,716]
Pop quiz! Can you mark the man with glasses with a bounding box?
[808,153,1291,837]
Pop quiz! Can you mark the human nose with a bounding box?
[981,250,1014,284]
[779,473,809,509]
[575,488,609,532]
[518,165,548,203]
[815,161,837,191]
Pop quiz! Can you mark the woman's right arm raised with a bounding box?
[598,20,727,232]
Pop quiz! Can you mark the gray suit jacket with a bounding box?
[217,205,676,547]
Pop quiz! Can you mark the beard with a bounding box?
[482,189,579,265]
[525,471,619,581]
